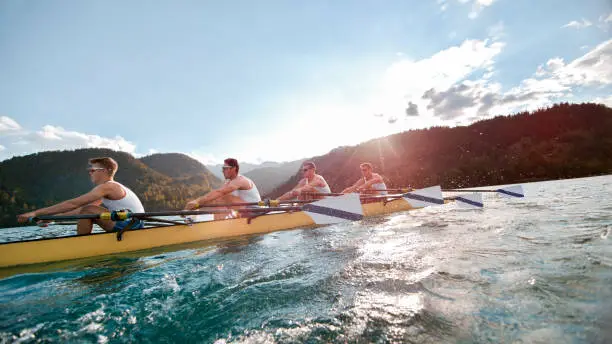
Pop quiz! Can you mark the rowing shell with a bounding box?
[0,194,429,268]
[0,184,524,269]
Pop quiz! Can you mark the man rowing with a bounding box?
[341,162,388,195]
[17,157,145,235]
[184,158,261,219]
[278,161,331,200]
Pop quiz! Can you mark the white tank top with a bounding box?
[366,177,388,195]
[305,176,331,194]
[102,181,145,213]
[230,176,261,202]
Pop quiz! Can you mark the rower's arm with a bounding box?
[188,183,238,208]
[342,178,364,193]
[21,186,107,218]
[359,175,383,189]
[278,179,306,201]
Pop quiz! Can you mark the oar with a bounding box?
[442,185,525,198]
[192,199,315,208]
[31,193,366,226]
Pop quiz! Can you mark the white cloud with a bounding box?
[420,39,612,121]
[597,13,612,32]
[593,95,612,108]
[0,117,138,161]
[0,145,5,152]
[369,38,504,123]
[0,116,21,133]
[535,39,612,86]
[562,19,593,29]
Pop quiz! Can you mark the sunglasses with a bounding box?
[87,167,106,173]
[222,165,234,170]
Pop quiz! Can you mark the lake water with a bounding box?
[1,175,611,343]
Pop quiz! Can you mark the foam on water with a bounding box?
[1,175,611,343]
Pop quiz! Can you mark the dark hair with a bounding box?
[89,157,118,177]
[224,158,239,173]
[303,161,316,170]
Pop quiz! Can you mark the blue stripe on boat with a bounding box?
[302,204,363,221]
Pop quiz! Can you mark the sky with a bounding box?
[1,0,611,165]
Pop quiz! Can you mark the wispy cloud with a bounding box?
[0,116,22,133]
[466,0,496,19]
[437,0,496,18]
[562,19,593,29]
[597,13,612,32]
[0,118,138,161]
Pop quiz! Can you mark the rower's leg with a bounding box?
[207,194,249,220]
[76,205,115,235]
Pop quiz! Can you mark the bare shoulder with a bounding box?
[99,181,123,197]
[233,175,251,189]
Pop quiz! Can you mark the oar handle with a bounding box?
[32,213,104,222]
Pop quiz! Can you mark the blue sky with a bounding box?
[1,0,611,165]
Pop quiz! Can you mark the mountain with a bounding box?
[207,161,283,180]
[0,149,222,228]
[140,153,221,190]
[243,159,306,195]
[268,103,612,198]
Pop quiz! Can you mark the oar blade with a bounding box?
[497,185,524,198]
[403,185,445,208]
[455,193,484,209]
[303,193,364,225]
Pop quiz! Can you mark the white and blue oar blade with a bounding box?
[303,193,364,225]
[403,185,444,208]
[496,185,524,198]
[455,193,484,209]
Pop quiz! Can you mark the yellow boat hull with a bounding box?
[0,197,417,268]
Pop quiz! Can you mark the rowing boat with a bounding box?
[0,185,524,268]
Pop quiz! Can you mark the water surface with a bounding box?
[1,176,611,343]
